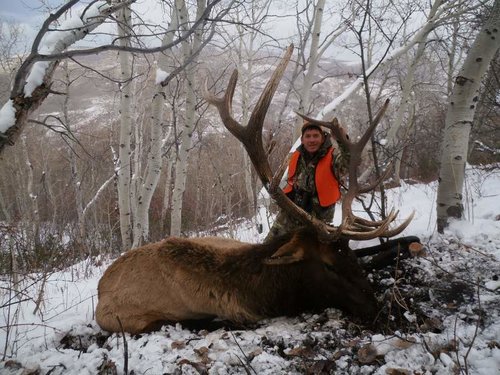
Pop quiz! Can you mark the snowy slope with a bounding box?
[1,165,499,374]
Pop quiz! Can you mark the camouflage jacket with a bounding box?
[287,136,349,214]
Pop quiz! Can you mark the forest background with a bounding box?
[0,0,498,273]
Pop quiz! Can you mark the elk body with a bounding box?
[96,44,416,334]
[96,229,380,334]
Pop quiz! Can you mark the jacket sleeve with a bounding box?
[332,142,350,184]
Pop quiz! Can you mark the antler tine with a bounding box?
[378,210,415,238]
[295,113,351,146]
[248,45,294,135]
[347,209,415,239]
[270,153,291,191]
[349,209,398,240]
[337,100,390,227]
[357,98,390,151]
[204,44,294,188]
[298,100,389,158]
[341,224,391,241]
[358,161,393,194]
[203,70,244,139]
[352,215,395,227]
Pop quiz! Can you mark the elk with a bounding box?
[96,45,417,334]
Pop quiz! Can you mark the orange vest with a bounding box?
[283,147,341,207]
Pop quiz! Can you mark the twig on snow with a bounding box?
[116,316,128,375]
[230,331,257,375]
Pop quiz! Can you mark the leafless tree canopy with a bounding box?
[0,0,497,266]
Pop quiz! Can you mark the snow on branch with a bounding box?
[0,0,133,154]
[474,140,500,155]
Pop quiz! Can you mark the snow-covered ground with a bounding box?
[1,165,499,374]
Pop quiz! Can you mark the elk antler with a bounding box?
[204,44,413,241]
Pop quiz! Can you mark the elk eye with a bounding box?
[324,263,335,272]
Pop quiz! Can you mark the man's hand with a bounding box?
[333,147,349,179]
[330,121,349,143]
[331,123,349,163]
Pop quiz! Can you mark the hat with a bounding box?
[301,121,323,135]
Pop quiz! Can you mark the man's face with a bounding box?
[301,128,324,154]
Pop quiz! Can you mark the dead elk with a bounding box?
[97,229,392,334]
[96,44,417,334]
[96,230,419,334]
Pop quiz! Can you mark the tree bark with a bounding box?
[131,4,178,247]
[170,0,205,236]
[294,0,325,137]
[20,135,40,246]
[436,0,500,232]
[160,154,174,234]
[385,29,427,184]
[116,4,133,250]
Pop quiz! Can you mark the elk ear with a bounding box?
[264,238,306,265]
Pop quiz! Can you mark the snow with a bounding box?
[23,61,50,98]
[486,280,500,290]
[24,1,110,97]
[0,100,16,133]
[155,68,169,84]
[1,165,500,374]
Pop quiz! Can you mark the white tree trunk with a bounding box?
[170,90,195,235]
[131,4,179,247]
[161,154,174,233]
[170,0,205,236]
[20,135,40,245]
[131,83,172,246]
[61,60,85,242]
[436,0,500,232]
[294,0,325,137]
[293,0,350,136]
[116,5,133,250]
[445,17,465,97]
[130,91,143,240]
[385,30,427,184]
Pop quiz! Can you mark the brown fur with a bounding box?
[96,229,377,334]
